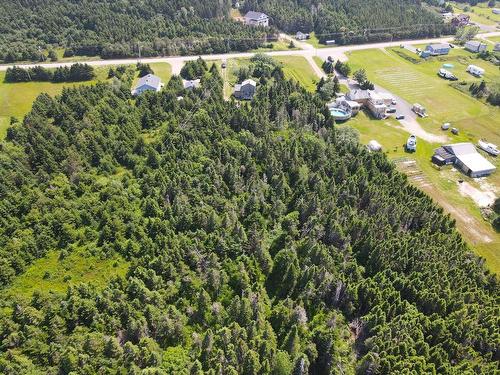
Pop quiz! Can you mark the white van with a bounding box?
[466,65,485,77]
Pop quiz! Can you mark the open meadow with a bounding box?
[346,47,500,273]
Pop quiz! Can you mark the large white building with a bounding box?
[244,11,269,27]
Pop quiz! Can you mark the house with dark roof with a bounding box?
[425,43,450,56]
[432,143,496,177]
[244,11,269,27]
[451,14,470,27]
[131,74,163,96]
[234,79,256,100]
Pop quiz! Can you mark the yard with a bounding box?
[346,47,500,273]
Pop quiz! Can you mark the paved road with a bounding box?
[2,32,499,72]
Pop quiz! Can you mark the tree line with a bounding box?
[242,0,456,45]
[0,58,498,374]
[0,0,276,63]
[4,64,95,83]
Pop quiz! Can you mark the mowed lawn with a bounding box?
[274,56,319,91]
[0,63,172,139]
[346,48,500,273]
[347,47,500,145]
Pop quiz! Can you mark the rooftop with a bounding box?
[245,11,268,20]
[136,74,162,89]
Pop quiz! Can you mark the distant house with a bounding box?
[425,43,450,56]
[234,79,256,100]
[432,143,496,177]
[183,79,201,90]
[131,74,163,96]
[296,31,309,40]
[451,14,470,27]
[494,43,500,52]
[244,11,269,27]
[465,40,487,53]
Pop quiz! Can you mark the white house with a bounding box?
[244,11,269,27]
[492,8,500,15]
[296,31,309,40]
[131,74,163,95]
[466,65,485,77]
[234,79,256,100]
[464,40,487,53]
[183,79,201,90]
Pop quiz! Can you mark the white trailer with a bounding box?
[466,65,485,77]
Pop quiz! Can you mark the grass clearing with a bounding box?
[3,249,129,301]
[304,32,329,49]
[346,48,500,273]
[274,56,319,91]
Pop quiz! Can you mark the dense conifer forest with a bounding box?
[242,0,455,44]
[0,62,498,374]
[0,0,272,63]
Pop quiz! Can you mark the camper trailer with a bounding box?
[466,65,485,77]
[412,103,427,118]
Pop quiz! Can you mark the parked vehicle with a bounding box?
[441,123,450,130]
[396,115,405,120]
[406,135,417,152]
[478,140,499,156]
[391,99,397,105]
[451,127,459,135]
[221,62,227,69]
[466,64,485,77]
[438,68,457,81]
[412,103,427,117]
[327,56,334,62]
[449,43,455,48]
[387,108,397,114]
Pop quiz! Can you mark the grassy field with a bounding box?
[346,47,500,273]
[2,249,129,301]
[251,40,298,53]
[274,56,319,91]
[450,1,500,26]
[304,32,330,49]
[0,63,172,140]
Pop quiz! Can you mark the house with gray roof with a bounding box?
[432,143,496,177]
[234,79,256,100]
[131,74,163,96]
[425,43,450,56]
[494,43,500,52]
[183,79,201,90]
[465,40,487,53]
[244,11,269,27]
